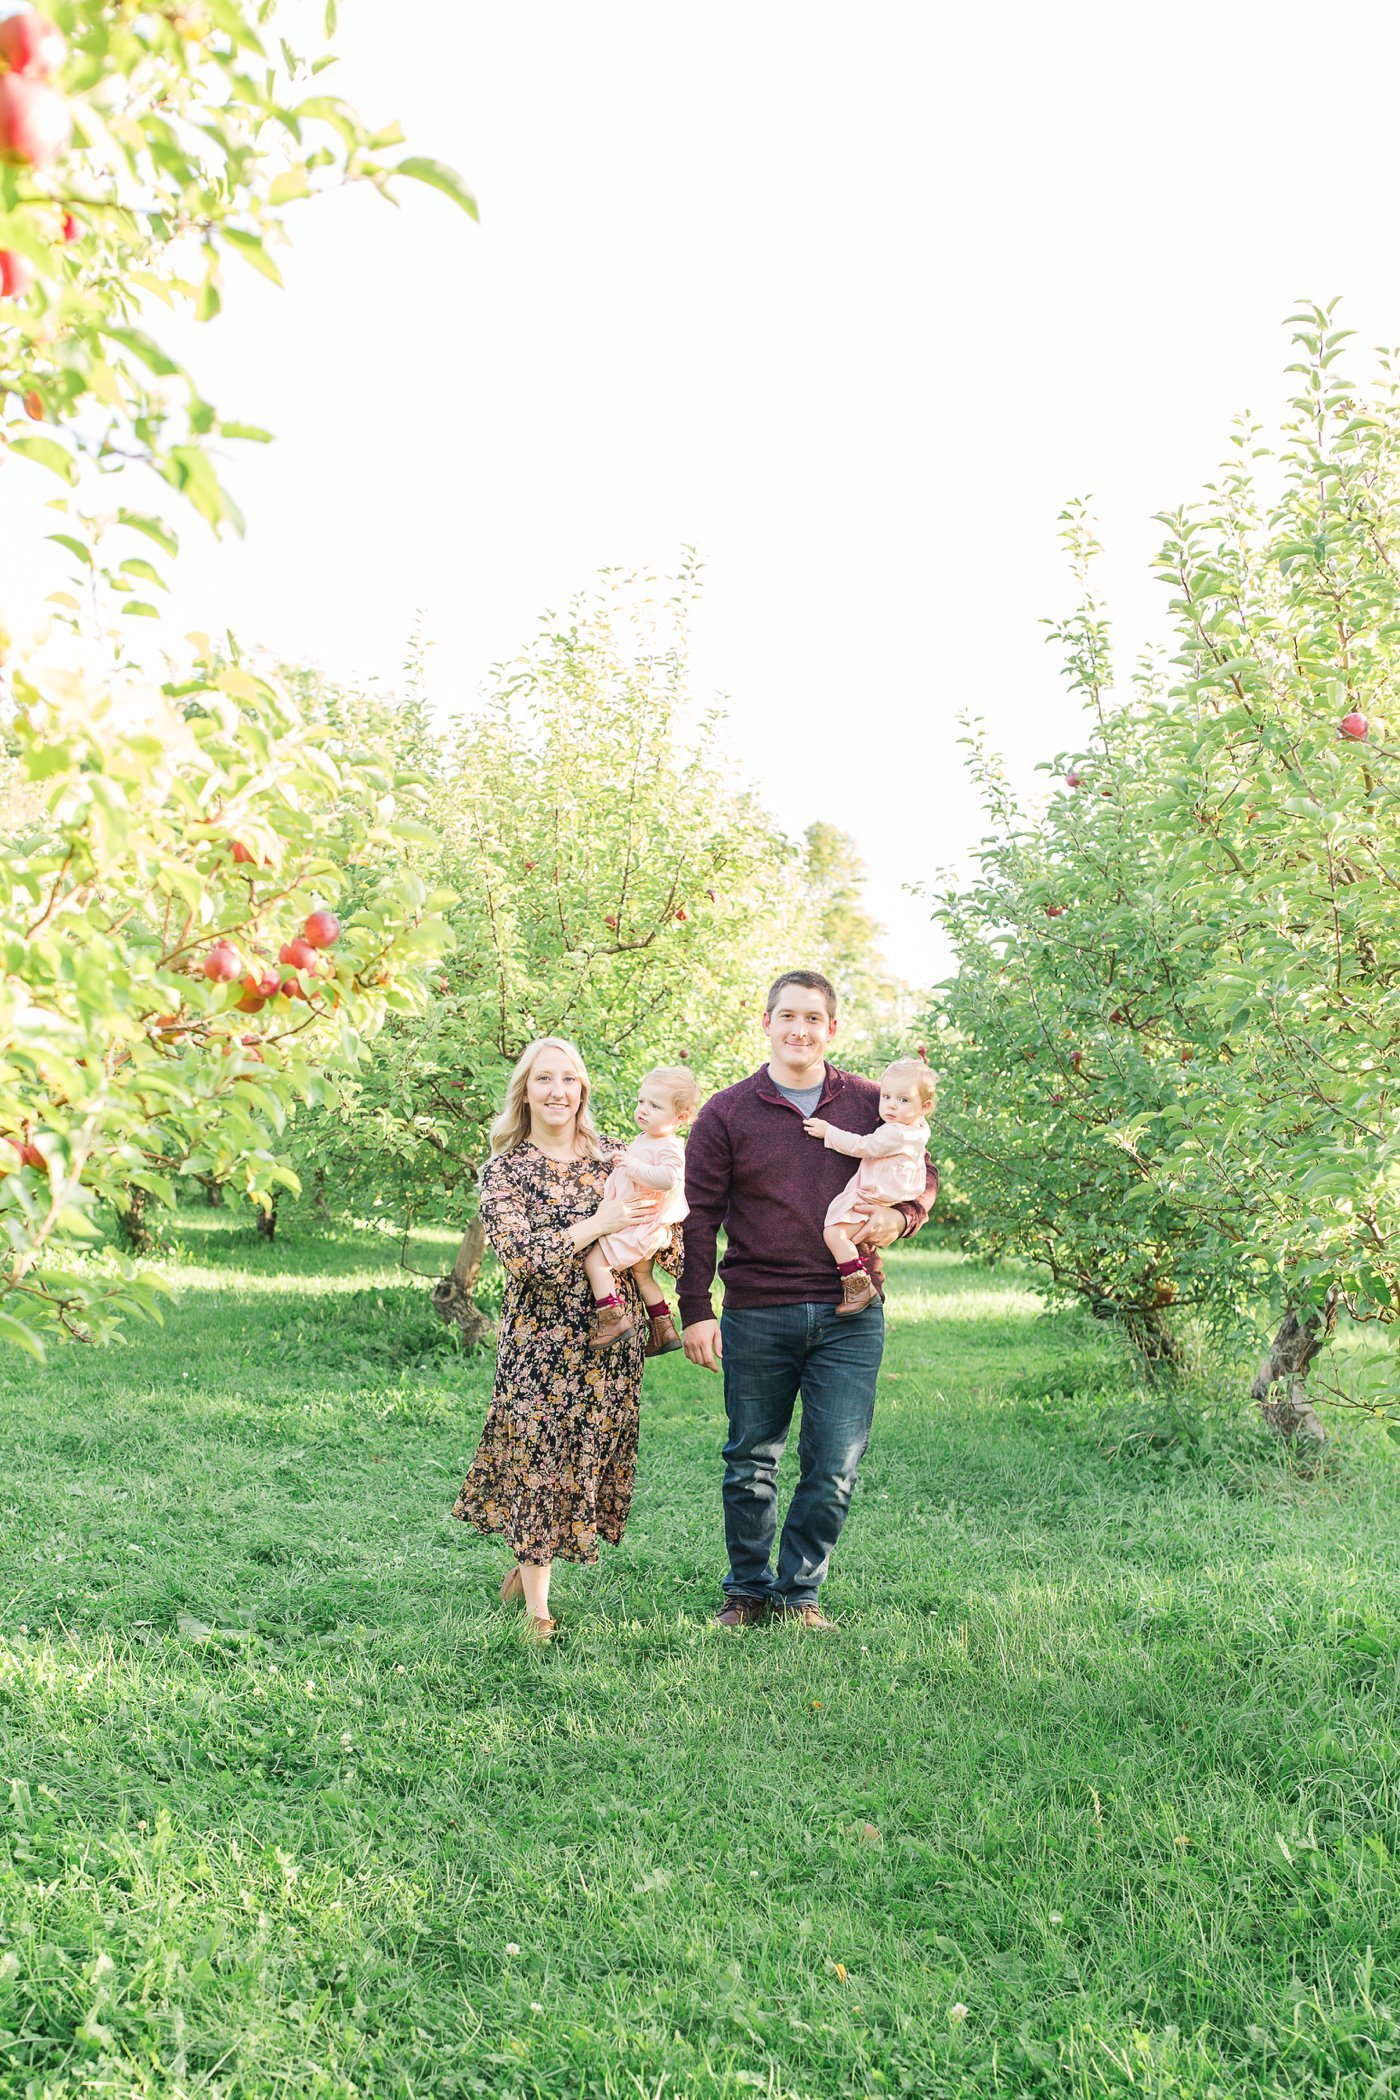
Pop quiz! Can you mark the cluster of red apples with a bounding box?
[201,909,343,1013]
[0,9,73,300]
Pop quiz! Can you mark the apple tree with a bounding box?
[936,307,1400,1435]
[284,566,830,1332]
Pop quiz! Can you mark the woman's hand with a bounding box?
[592,1191,664,1239]
[803,1117,830,1140]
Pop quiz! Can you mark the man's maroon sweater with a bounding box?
[678,1063,938,1326]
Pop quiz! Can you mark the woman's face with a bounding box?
[526,1048,584,1137]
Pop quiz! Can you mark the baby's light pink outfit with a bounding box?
[822,1117,930,1231]
[597,1133,689,1269]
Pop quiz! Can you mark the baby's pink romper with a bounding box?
[596,1133,689,1269]
[821,1118,931,1232]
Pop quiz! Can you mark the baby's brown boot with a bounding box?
[589,1300,635,1351]
[645,1309,683,1357]
[836,1270,877,1317]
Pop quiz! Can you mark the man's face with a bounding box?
[762,987,837,1068]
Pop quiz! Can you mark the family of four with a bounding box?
[451,969,938,1640]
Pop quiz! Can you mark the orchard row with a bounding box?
[933,307,1400,1436]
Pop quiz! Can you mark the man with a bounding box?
[679,970,936,1628]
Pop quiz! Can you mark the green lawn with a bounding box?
[1,1216,1397,2098]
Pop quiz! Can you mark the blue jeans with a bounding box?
[720,1300,884,1609]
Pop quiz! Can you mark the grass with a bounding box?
[0,1214,1397,2098]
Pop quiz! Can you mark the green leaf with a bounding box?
[107,327,183,379]
[394,156,479,221]
[117,511,180,557]
[268,167,311,206]
[222,227,284,287]
[1388,1424,1400,1444]
[0,1311,45,1363]
[9,435,77,485]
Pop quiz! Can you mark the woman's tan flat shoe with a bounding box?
[499,1564,524,1607]
[523,1614,557,1643]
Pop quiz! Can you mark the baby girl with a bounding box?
[804,1057,935,1316]
[585,1065,697,1354]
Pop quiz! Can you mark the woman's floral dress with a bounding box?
[452,1138,680,1565]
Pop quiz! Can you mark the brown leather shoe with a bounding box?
[775,1603,837,1631]
[644,1311,683,1357]
[835,1270,877,1317]
[714,1595,771,1628]
[522,1613,557,1643]
[499,1563,524,1608]
[589,1301,635,1351]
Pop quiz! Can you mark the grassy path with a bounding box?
[0,1218,1397,2097]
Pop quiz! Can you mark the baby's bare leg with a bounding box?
[630,1256,667,1307]
[584,1244,617,1299]
[824,1222,860,1267]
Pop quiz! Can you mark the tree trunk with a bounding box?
[1090,1296,1184,1373]
[312,1166,329,1220]
[255,1189,280,1242]
[196,1174,225,1208]
[431,1218,489,1351]
[115,1184,159,1255]
[1251,1293,1337,1442]
[1122,1305,1185,1371]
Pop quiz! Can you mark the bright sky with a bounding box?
[8,0,1400,985]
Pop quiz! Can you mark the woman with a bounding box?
[451,1037,676,1641]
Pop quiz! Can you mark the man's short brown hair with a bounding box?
[765,969,838,1019]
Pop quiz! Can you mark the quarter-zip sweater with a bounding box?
[678,1063,938,1326]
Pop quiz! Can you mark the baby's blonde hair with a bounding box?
[882,1057,937,1111]
[645,1065,700,1121]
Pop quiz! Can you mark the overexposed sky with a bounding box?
[8,1,1400,983]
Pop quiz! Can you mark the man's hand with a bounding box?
[683,1318,723,1371]
[850,1204,903,1252]
[802,1117,830,1140]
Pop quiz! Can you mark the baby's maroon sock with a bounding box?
[837,1259,863,1277]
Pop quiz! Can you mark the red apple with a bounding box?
[523,859,537,872]
[1065,771,1082,789]
[0,247,33,296]
[0,73,71,166]
[60,209,76,242]
[674,906,688,921]
[202,940,241,983]
[1069,1049,1083,1069]
[302,908,340,948]
[1109,1007,1126,1025]
[1340,710,1369,742]
[706,887,717,902]
[1152,1280,1177,1307]
[1180,1048,1194,1064]
[230,838,255,864]
[1050,1092,1065,1106]
[678,1049,690,1060]
[604,914,618,930]
[23,389,41,420]
[0,11,66,77]
[19,1139,45,1170]
[1044,904,1064,919]
[279,935,318,971]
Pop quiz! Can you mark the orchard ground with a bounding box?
[1,1221,1398,2099]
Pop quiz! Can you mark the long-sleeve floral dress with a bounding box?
[452,1138,681,1565]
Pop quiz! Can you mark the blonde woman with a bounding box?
[451,1038,677,1641]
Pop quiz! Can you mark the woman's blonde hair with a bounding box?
[487,1037,608,1162]
[883,1057,937,1110]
